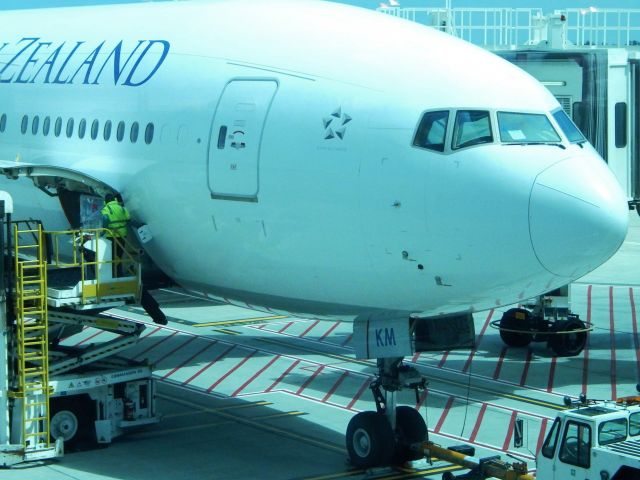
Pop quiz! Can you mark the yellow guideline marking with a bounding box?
[161,393,346,454]
[215,328,242,335]
[378,464,464,480]
[255,411,306,420]
[194,315,288,328]
[160,399,272,419]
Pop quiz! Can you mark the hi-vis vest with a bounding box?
[101,201,130,238]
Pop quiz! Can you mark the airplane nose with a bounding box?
[529,156,628,278]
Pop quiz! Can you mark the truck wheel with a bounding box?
[394,406,427,463]
[346,411,395,468]
[499,309,533,347]
[550,318,587,357]
[50,397,95,450]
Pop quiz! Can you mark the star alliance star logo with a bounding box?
[323,107,352,140]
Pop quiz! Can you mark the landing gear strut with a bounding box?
[346,357,428,468]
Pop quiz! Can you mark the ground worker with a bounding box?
[101,193,130,275]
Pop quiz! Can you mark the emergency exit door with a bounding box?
[208,80,278,201]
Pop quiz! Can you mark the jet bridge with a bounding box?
[0,194,159,467]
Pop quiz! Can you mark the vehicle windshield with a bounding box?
[452,110,493,150]
[598,418,627,445]
[497,112,561,143]
[553,108,586,143]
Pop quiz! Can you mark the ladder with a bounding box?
[12,223,51,451]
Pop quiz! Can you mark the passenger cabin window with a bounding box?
[631,413,640,436]
[116,121,125,142]
[413,111,448,152]
[54,117,62,137]
[91,120,99,140]
[0,114,6,133]
[130,122,139,143]
[145,122,154,145]
[553,108,585,143]
[541,418,561,458]
[559,421,591,468]
[78,119,87,139]
[599,418,627,445]
[21,115,28,134]
[66,118,74,138]
[452,110,493,150]
[498,112,561,143]
[42,116,50,136]
[104,120,112,141]
[31,116,39,135]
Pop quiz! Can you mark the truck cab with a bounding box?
[537,400,640,480]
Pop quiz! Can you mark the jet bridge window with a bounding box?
[553,108,585,143]
[497,112,561,143]
[413,110,449,152]
[0,114,6,133]
[452,110,493,150]
[598,417,627,445]
[559,421,591,468]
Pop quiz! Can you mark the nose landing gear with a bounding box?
[346,357,428,468]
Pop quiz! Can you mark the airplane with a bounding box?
[0,0,629,468]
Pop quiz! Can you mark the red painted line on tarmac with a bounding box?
[582,285,592,396]
[463,310,494,373]
[438,351,450,368]
[321,371,349,403]
[502,411,518,451]
[630,288,640,375]
[609,286,617,400]
[255,324,268,330]
[296,365,325,395]
[493,347,508,380]
[73,329,105,346]
[319,321,341,341]
[341,333,353,346]
[299,320,320,338]
[207,350,258,393]
[536,418,549,455]
[278,321,294,334]
[412,352,421,363]
[265,359,301,393]
[154,336,197,365]
[346,378,370,411]
[182,344,236,385]
[434,397,455,433]
[162,341,216,380]
[469,403,488,443]
[231,355,281,397]
[519,349,533,386]
[547,357,557,392]
[133,330,178,360]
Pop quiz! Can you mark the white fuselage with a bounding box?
[0,0,629,319]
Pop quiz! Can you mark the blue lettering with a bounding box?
[52,41,85,84]
[0,37,40,83]
[123,40,170,87]
[375,329,383,347]
[15,42,51,84]
[30,42,65,84]
[384,328,396,346]
[92,40,143,85]
[69,41,104,84]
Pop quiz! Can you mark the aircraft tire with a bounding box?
[549,318,587,357]
[499,308,533,348]
[393,406,427,463]
[346,411,395,468]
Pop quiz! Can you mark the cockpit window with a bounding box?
[452,110,493,150]
[498,112,561,143]
[553,109,585,143]
[413,110,449,152]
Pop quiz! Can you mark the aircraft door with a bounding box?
[208,79,278,201]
